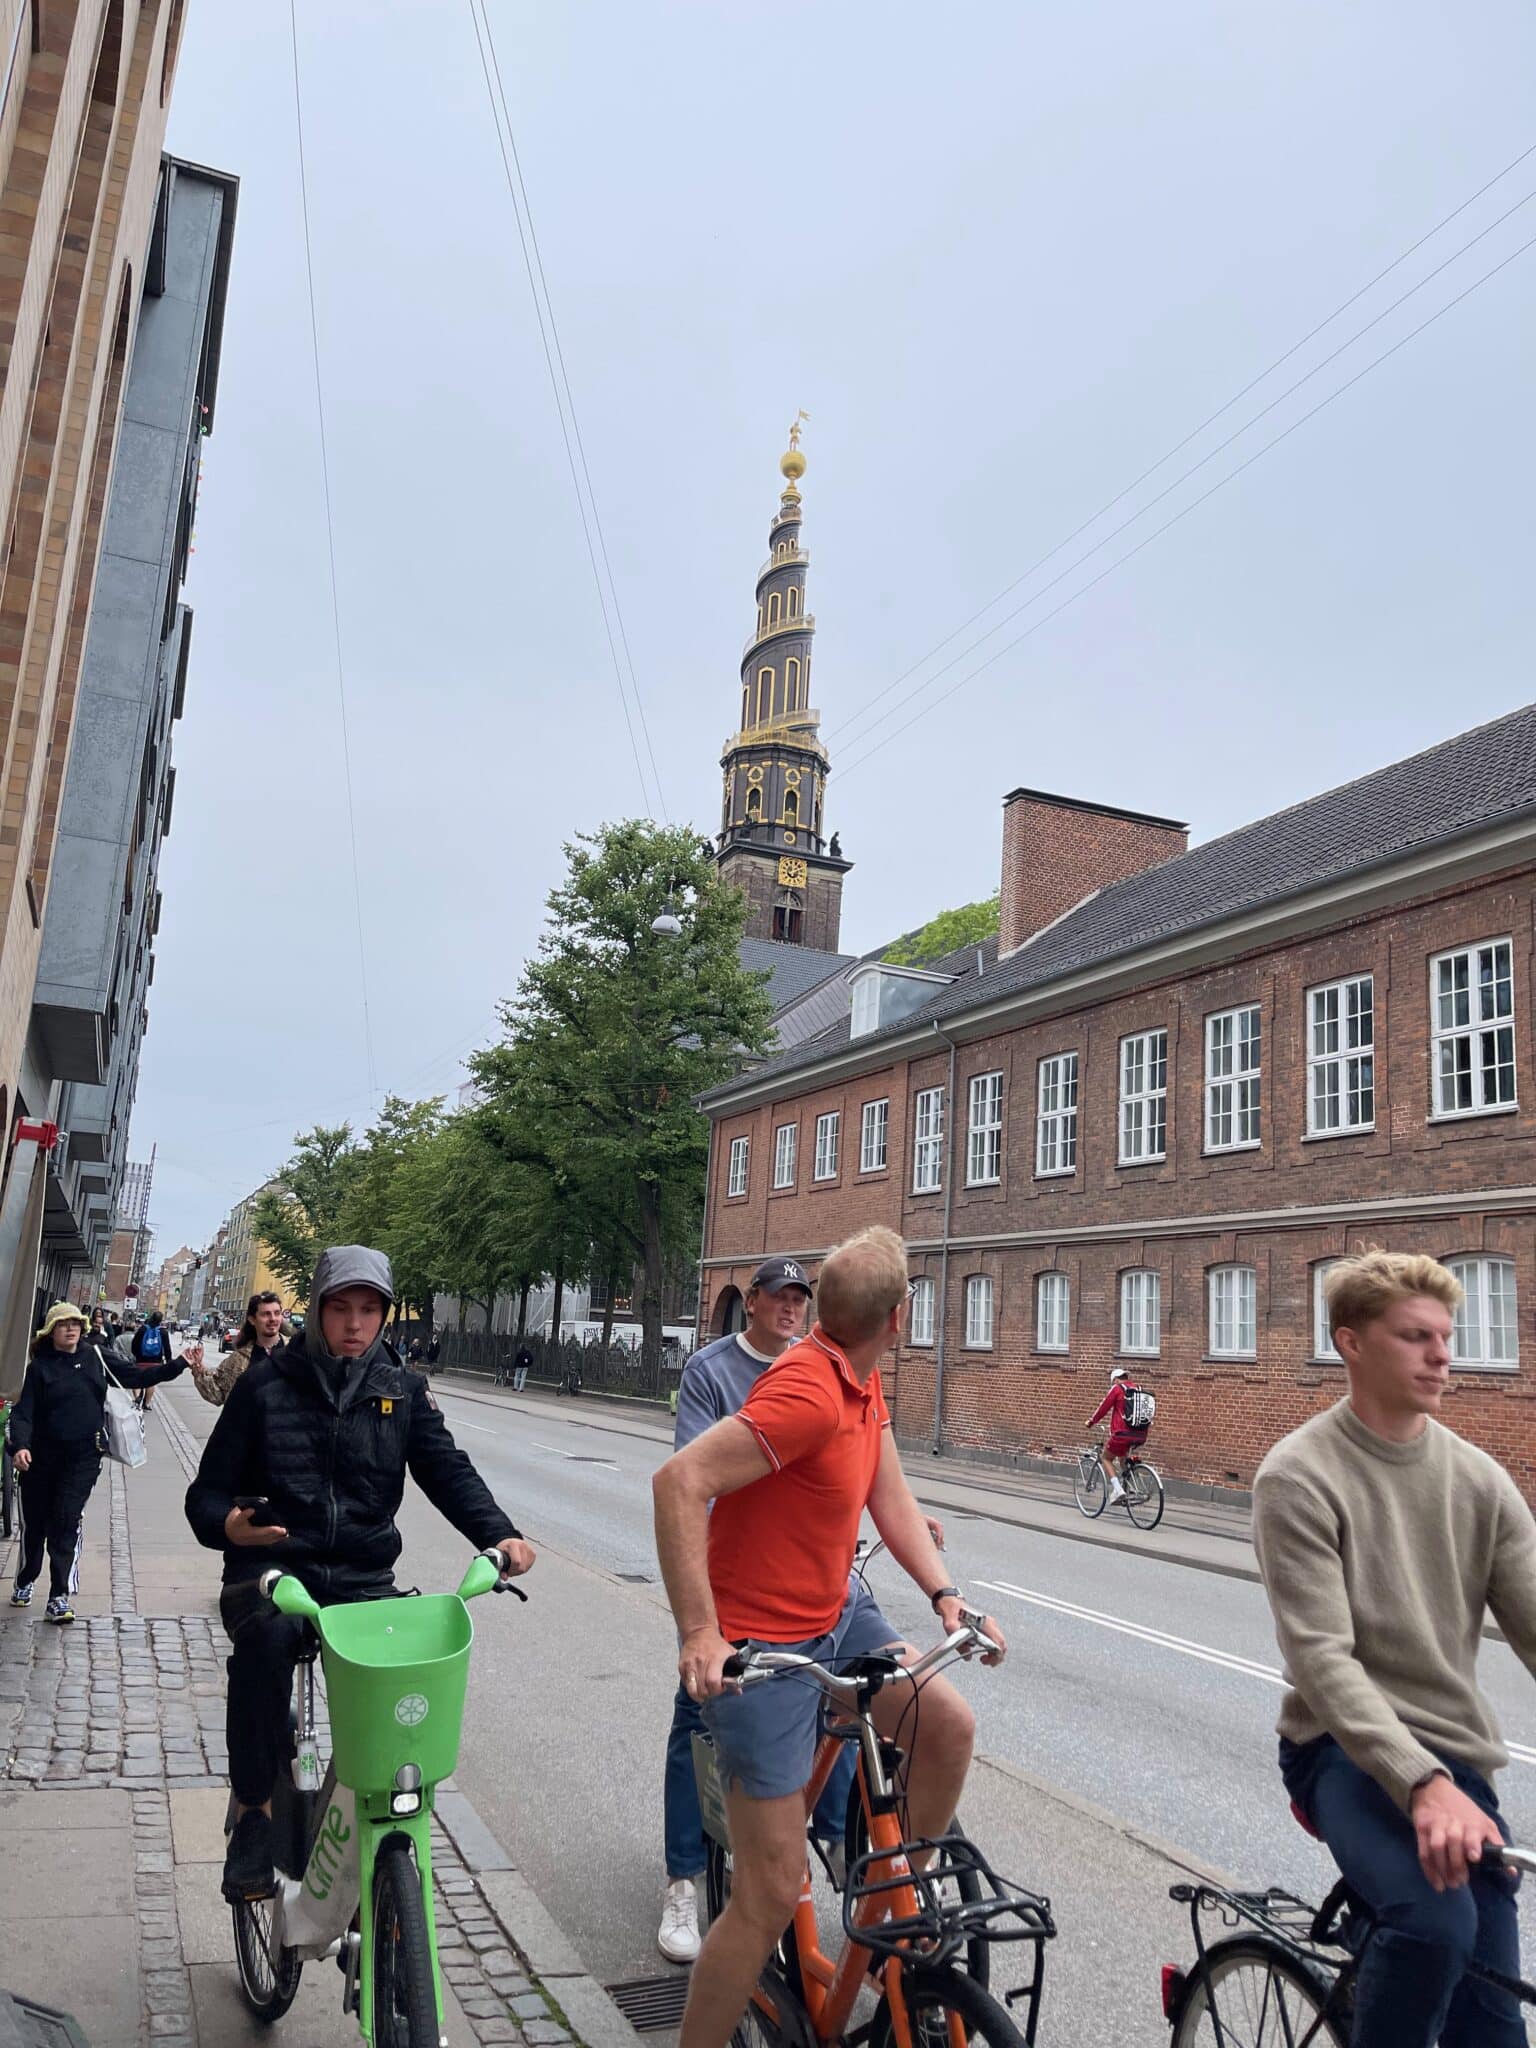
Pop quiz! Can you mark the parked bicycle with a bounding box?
[694,1615,1054,2048]
[1161,1842,1536,2044]
[1071,1443,1165,1529]
[229,1550,522,2047]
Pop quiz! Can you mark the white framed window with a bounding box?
[1205,1006,1262,1152]
[1120,1030,1168,1163]
[1308,977,1375,1136]
[1120,1270,1161,1356]
[1311,1260,1344,1362]
[1447,1255,1519,1370]
[859,1098,889,1173]
[908,1276,935,1346]
[1208,1265,1257,1359]
[1035,1052,1078,1176]
[1035,1271,1070,1352]
[727,1136,749,1198]
[813,1110,840,1182]
[966,1071,1004,1186]
[913,1085,945,1193]
[772,1122,797,1188]
[851,973,880,1039]
[964,1274,994,1349]
[1432,941,1516,1118]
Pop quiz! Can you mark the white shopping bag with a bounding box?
[101,1366,147,1468]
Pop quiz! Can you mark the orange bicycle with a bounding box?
[697,1616,1053,2048]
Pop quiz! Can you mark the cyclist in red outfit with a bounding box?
[1085,1367,1149,1505]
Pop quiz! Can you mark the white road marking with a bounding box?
[446,1417,495,1433]
[976,1578,1536,1768]
[526,1437,617,1468]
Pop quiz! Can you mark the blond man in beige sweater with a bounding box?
[1253,1249,1536,2048]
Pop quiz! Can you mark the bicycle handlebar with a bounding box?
[257,1549,528,1613]
[722,1611,1000,1696]
[1481,1843,1536,1876]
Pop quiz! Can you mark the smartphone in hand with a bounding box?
[232,1495,280,1528]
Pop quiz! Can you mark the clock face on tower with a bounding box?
[778,856,808,888]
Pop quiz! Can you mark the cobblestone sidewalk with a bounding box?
[0,1391,636,2048]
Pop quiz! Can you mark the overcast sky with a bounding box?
[135,0,1536,1257]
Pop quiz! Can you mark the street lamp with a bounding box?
[650,908,683,937]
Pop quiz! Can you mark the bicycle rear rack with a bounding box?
[1169,1880,1363,1971]
[843,1832,1055,1969]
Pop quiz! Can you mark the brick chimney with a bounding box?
[999,789,1188,958]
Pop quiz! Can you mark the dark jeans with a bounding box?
[16,1445,101,1599]
[1280,1736,1523,2047]
[665,1681,857,1881]
[220,1576,392,1808]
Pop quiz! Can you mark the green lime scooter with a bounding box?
[229,1551,518,2046]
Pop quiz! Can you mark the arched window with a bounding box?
[741,685,750,729]
[787,585,800,618]
[785,656,800,706]
[745,786,762,821]
[783,788,799,827]
[768,591,781,628]
[712,1285,745,1335]
[772,890,803,942]
[757,666,773,723]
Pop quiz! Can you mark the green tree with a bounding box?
[338,1094,447,1318]
[254,1123,366,1304]
[471,820,772,1375]
[882,894,1000,967]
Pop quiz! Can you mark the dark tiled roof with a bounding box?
[739,937,858,1016]
[712,703,1536,1100]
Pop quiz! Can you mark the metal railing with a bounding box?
[413,1325,682,1404]
[742,611,815,660]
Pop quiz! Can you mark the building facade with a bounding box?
[214,1181,283,1316]
[715,424,850,953]
[29,152,235,1299]
[699,708,1536,1502]
[0,3,190,1365]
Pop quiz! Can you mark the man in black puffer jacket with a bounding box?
[186,1244,535,1902]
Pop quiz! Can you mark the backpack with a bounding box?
[138,1323,164,1360]
[1122,1384,1155,1432]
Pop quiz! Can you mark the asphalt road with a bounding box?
[380,1377,1536,2038]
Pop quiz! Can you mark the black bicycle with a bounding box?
[1162,1842,1536,2044]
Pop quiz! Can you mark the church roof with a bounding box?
[710,702,1536,1102]
[739,936,858,1016]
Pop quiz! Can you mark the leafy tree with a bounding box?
[882,894,1000,967]
[254,1124,365,1304]
[339,1095,447,1317]
[470,820,773,1374]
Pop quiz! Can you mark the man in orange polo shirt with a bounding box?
[653,1226,1005,2048]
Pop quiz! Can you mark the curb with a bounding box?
[434,1787,643,2048]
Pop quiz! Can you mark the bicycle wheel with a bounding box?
[231,1895,303,2023]
[1071,1459,1107,1518]
[705,1836,800,2048]
[1123,1461,1165,1531]
[870,1962,1026,2048]
[371,1840,439,2048]
[1170,1936,1348,2046]
[845,1789,990,1994]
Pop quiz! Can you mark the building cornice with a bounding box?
[700,1180,1536,1270]
[700,809,1536,1116]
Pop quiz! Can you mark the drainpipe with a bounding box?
[928,1019,960,1456]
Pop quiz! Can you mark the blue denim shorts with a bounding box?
[701,1581,902,1801]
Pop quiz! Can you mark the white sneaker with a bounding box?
[658,1878,701,1964]
[1107,1480,1125,1504]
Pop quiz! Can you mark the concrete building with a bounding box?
[151,1240,194,1312]
[0,3,192,1373]
[213,1180,283,1316]
[26,152,235,1307]
[699,704,1536,1504]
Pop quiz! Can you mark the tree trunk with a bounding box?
[638,1179,664,1384]
[516,1278,530,1337]
[456,1296,467,1332]
[599,1259,619,1352]
[549,1259,565,1344]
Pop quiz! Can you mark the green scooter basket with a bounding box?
[317,1592,473,1791]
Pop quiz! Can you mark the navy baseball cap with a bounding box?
[749,1255,813,1297]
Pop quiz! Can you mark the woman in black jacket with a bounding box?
[9,1300,186,1622]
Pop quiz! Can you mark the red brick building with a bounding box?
[699,708,1536,1502]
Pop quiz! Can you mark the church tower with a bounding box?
[716,420,851,950]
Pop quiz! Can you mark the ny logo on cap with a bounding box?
[783,1262,803,1282]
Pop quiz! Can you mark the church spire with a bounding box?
[716,422,850,950]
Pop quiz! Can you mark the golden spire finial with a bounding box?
[780,409,809,486]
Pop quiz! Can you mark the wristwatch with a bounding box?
[930,1585,962,1613]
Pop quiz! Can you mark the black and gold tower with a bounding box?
[717,419,851,950]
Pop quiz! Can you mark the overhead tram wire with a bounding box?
[832,137,1536,751]
[837,223,1536,781]
[288,2,378,1105]
[836,181,1536,759]
[466,0,665,821]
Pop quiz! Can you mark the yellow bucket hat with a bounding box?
[35,1300,85,1341]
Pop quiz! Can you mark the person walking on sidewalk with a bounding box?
[130,1309,170,1414]
[9,1302,188,1622]
[1084,1366,1151,1505]
[190,1290,284,1407]
[1254,1249,1536,2048]
[184,1244,536,1905]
